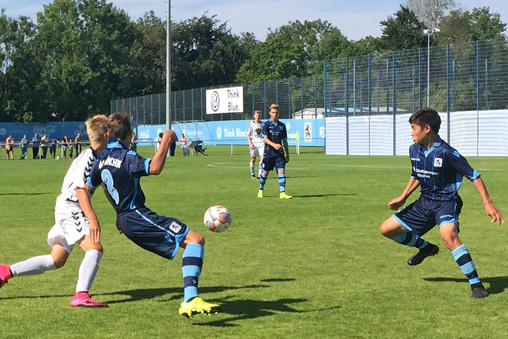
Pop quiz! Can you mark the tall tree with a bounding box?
[406,0,458,28]
[171,14,248,90]
[235,19,350,82]
[380,6,427,51]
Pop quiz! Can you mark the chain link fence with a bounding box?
[111,39,508,124]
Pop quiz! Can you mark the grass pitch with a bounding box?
[0,146,507,338]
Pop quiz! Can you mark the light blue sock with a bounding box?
[182,243,204,302]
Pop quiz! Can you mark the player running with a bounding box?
[0,115,109,307]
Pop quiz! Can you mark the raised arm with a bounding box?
[149,129,177,175]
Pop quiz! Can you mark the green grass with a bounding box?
[1,147,508,338]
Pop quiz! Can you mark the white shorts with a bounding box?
[250,144,264,159]
[47,202,89,253]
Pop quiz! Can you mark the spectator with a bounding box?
[32,133,40,159]
[61,135,70,159]
[20,134,28,160]
[75,133,83,156]
[180,133,189,156]
[6,135,14,160]
[40,134,49,159]
[130,133,138,152]
[49,139,58,159]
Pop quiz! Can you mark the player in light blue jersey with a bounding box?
[87,113,220,317]
[380,108,503,298]
[257,104,292,199]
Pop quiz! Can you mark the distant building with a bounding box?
[292,107,409,119]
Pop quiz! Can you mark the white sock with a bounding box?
[10,255,56,276]
[250,162,255,175]
[75,250,102,293]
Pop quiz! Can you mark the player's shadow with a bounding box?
[424,275,508,295]
[194,296,341,328]
[101,283,272,305]
[294,193,356,198]
[0,192,49,196]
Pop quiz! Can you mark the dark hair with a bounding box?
[107,113,132,140]
[408,108,441,134]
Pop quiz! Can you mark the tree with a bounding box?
[171,14,248,90]
[380,6,427,51]
[406,0,458,28]
[235,19,350,82]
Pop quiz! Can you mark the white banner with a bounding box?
[206,86,243,114]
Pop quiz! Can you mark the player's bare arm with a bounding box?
[76,187,101,243]
[149,129,177,175]
[388,178,420,210]
[472,178,504,225]
[264,136,281,150]
[283,139,290,163]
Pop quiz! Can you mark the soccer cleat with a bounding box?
[407,244,439,266]
[257,190,263,198]
[251,174,256,179]
[70,292,108,307]
[279,192,293,200]
[471,284,489,299]
[0,264,12,289]
[179,297,221,318]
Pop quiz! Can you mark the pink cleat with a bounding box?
[70,292,108,307]
[0,264,12,289]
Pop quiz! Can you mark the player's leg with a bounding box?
[70,236,107,307]
[178,230,220,317]
[380,206,439,266]
[249,152,256,178]
[1,239,69,289]
[258,157,273,198]
[440,223,487,298]
[275,155,291,199]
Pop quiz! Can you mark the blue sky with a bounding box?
[2,0,508,41]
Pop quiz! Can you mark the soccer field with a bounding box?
[1,147,507,339]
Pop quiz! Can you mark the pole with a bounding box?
[166,1,171,129]
[427,31,430,107]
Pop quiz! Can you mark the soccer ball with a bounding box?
[203,205,232,232]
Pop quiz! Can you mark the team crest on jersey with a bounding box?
[434,158,443,167]
[169,221,182,233]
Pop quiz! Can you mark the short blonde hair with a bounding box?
[86,114,108,143]
[269,104,279,110]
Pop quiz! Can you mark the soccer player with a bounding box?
[0,115,109,307]
[246,110,265,178]
[86,113,220,317]
[257,104,292,199]
[380,108,504,298]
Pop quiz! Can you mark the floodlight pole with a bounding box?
[166,0,171,129]
[423,27,440,108]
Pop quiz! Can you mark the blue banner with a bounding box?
[0,122,88,141]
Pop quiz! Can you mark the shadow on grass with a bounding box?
[293,193,356,198]
[101,284,271,304]
[424,275,508,295]
[0,192,49,196]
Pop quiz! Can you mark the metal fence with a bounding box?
[110,39,508,124]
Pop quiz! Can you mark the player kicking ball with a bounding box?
[86,113,220,317]
[0,115,109,307]
[380,108,504,298]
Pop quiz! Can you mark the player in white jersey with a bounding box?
[247,110,265,178]
[0,115,109,307]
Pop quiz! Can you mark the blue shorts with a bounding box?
[393,196,463,236]
[262,154,286,171]
[118,207,190,260]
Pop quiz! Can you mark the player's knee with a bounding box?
[53,257,67,269]
[185,230,205,246]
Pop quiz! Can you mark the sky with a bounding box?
[2,0,508,41]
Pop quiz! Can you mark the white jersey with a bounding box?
[247,121,265,147]
[55,147,97,208]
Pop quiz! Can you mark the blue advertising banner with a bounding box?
[135,119,325,147]
[0,122,88,142]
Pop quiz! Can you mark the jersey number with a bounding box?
[101,170,119,205]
